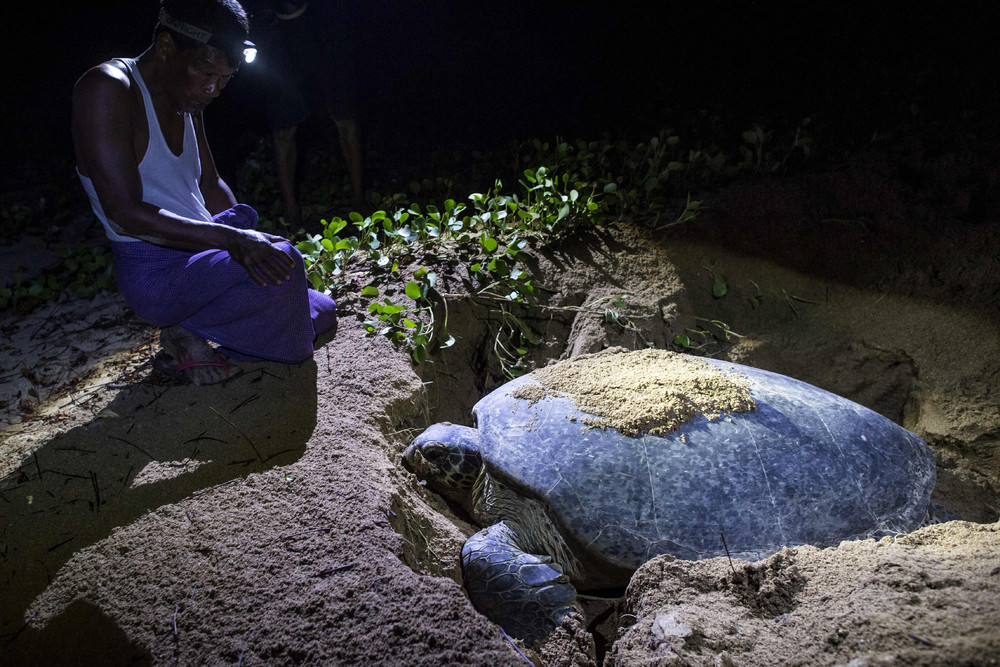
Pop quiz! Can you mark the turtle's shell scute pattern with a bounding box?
[473,355,935,569]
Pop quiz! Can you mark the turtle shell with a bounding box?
[472,354,935,568]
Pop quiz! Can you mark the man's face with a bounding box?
[164,42,238,114]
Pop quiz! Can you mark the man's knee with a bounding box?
[274,240,306,273]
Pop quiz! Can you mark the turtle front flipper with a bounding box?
[461,521,580,645]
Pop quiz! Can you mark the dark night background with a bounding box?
[2,1,998,192]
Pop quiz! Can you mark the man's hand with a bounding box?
[227,229,296,286]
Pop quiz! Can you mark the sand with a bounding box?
[512,348,755,436]
[609,521,1000,666]
[2,130,999,665]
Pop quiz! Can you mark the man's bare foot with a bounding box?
[158,326,240,386]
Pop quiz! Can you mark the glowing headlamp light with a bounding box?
[159,9,256,66]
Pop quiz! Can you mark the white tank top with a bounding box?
[78,58,211,243]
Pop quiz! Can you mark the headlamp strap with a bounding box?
[159,9,213,44]
[157,9,256,65]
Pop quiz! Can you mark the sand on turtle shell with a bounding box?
[512,348,755,437]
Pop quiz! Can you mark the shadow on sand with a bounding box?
[0,359,319,660]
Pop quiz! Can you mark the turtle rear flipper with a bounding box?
[462,521,580,646]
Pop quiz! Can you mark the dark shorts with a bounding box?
[255,3,359,129]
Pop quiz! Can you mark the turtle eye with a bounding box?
[422,443,450,463]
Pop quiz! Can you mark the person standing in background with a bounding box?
[250,1,365,225]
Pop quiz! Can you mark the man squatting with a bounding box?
[73,0,337,385]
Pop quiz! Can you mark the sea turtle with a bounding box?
[403,349,936,645]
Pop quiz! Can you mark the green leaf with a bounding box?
[507,314,541,346]
[411,344,428,364]
[712,275,728,298]
[378,303,406,316]
[673,333,691,348]
[405,281,423,300]
[361,286,379,297]
[481,236,498,253]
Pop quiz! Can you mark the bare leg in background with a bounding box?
[272,125,301,226]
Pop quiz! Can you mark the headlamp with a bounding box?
[158,9,256,66]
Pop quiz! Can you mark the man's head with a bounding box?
[155,0,250,70]
[150,0,251,114]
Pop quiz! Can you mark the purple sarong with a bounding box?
[111,204,336,364]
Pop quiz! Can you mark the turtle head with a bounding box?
[404,423,483,505]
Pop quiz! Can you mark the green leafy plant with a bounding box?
[740,119,813,174]
[0,244,115,312]
[782,289,821,318]
[60,245,116,299]
[650,194,704,231]
[703,264,729,299]
[173,125,816,368]
[291,165,608,371]
[489,309,542,378]
[362,267,455,364]
[743,280,765,309]
[0,200,47,240]
[672,318,744,356]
